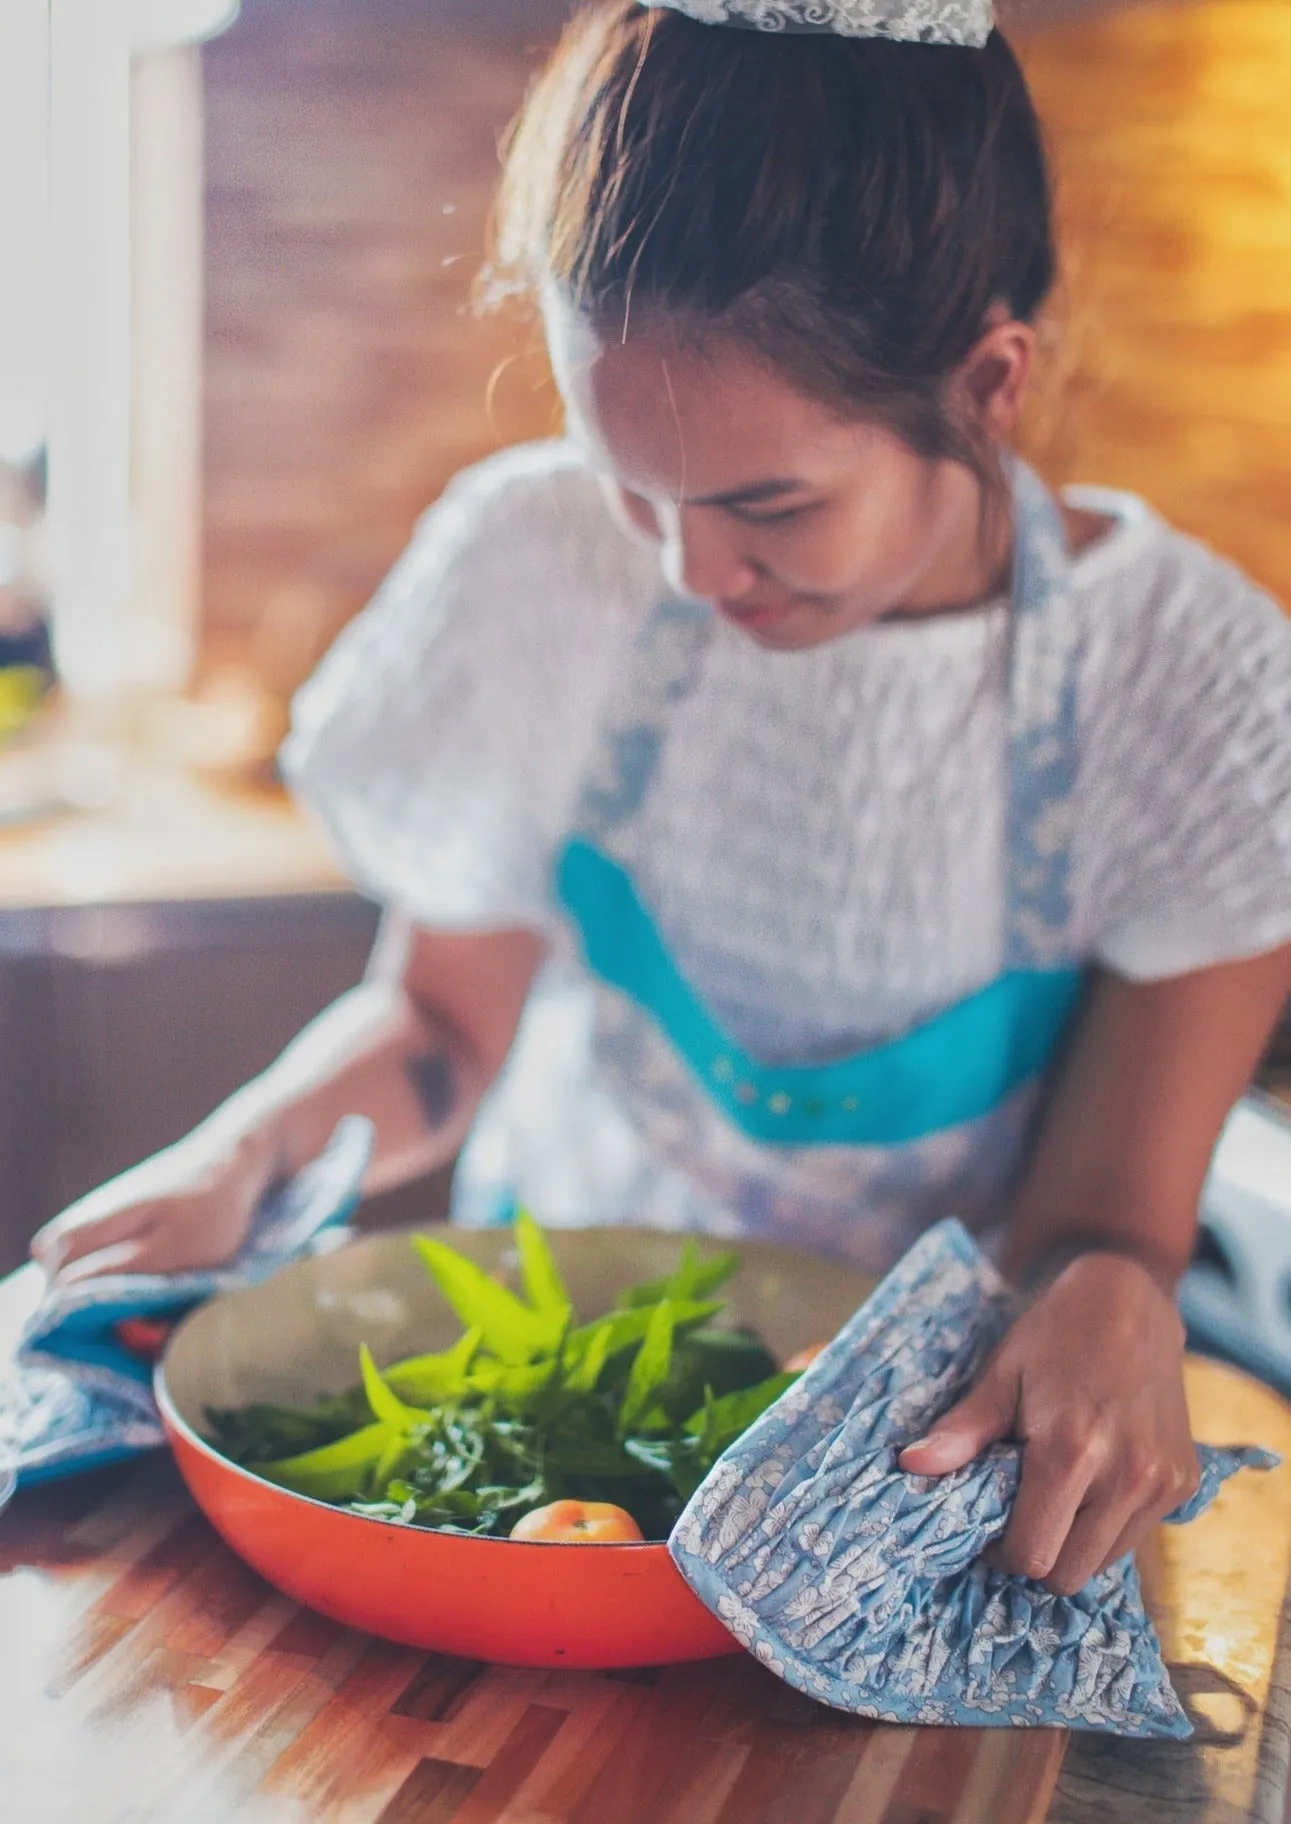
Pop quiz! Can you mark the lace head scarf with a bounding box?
[638,1,995,48]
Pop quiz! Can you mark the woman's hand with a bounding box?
[897,1252,1200,1595]
[29,1123,276,1286]
[899,949,1291,1595]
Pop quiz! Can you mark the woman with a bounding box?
[33,0,1291,1596]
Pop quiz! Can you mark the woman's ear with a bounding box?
[948,317,1036,440]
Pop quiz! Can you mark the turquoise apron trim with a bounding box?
[557,836,1083,1146]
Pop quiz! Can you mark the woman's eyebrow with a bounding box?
[680,477,806,508]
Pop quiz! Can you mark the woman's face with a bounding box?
[546,298,1011,652]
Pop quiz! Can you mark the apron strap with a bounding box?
[1003,460,1080,970]
[571,596,711,838]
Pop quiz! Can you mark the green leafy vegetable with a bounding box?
[564,1318,612,1395]
[204,1392,367,1464]
[619,1299,675,1434]
[259,1422,396,1502]
[616,1238,742,1309]
[564,1298,721,1368]
[658,1329,780,1424]
[466,1355,562,1403]
[385,1328,481,1404]
[412,1235,565,1363]
[514,1209,572,1322]
[206,1223,806,1541]
[359,1343,430,1428]
[687,1373,800,1453]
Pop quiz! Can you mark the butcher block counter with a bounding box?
[4,1356,1291,1823]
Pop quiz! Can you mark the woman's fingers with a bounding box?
[1088,1451,1200,1580]
[948,1257,1198,1594]
[995,1440,1195,1594]
[990,1426,1100,1585]
[31,1135,266,1284]
[53,1235,157,1286]
[1056,1441,1201,1591]
[32,1198,163,1274]
[1040,1489,1147,1595]
[39,1195,205,1285]
[53,1205,238,1282]
[31,1150,196,1271]
[898,1361,1018,1476]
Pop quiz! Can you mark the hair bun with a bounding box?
[638,0,994,48]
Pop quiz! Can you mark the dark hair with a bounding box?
[493,2,1055,475]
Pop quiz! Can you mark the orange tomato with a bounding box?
[509,1500,645,1544]
[115,1317,176,1361]
[784,1341,829,1373]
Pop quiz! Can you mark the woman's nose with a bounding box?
[660,510,758,602]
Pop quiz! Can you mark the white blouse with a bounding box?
[283,440,1291,1269]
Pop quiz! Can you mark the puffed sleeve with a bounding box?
[280,441,650,932]
[1073,527,1291,980]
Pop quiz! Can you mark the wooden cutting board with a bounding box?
[3,1355,1289,1824]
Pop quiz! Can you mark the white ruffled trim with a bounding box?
[642,0,994,49]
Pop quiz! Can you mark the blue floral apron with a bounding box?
[554,460,1086,1151]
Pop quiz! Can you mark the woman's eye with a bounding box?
[733,502,815,528]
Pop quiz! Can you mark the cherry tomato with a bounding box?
[784,1341,829,1373]
[114,1317,175,1361]
[509,1499,645,1543]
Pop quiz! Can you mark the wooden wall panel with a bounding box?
[1015,2,1291,602]
[201,0,1291,694]
[201,0,564,691]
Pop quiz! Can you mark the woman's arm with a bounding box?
[1004,945,1291,1288]
[225,912,547,1200]
[30,916,545,1282]
[899,943,1291,1593]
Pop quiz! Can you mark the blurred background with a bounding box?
[0,0,1287,1275]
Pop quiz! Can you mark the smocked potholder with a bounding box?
[0,1117,373,1501]
[670,1218,1277,1737]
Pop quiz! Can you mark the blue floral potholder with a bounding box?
[0,1117,373,1503]
[669,1218,1279,1738]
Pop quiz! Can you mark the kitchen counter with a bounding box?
[0,762,346,911]
[4,1356,1291,1823]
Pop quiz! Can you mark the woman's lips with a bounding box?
[715,597,798,631]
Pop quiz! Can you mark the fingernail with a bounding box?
[902,1437,932,1454]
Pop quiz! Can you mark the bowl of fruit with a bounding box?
[157,1218,873,1668]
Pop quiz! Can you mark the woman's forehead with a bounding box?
[546,299,883,497]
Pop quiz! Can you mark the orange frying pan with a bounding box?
[158,1224,874,1669]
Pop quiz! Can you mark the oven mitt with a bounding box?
[0,1117,373,1503]
[669,1218,1279,1738]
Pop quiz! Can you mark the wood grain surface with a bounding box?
[1052,1361,1291,1824]
[4,1357,1290,1823]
